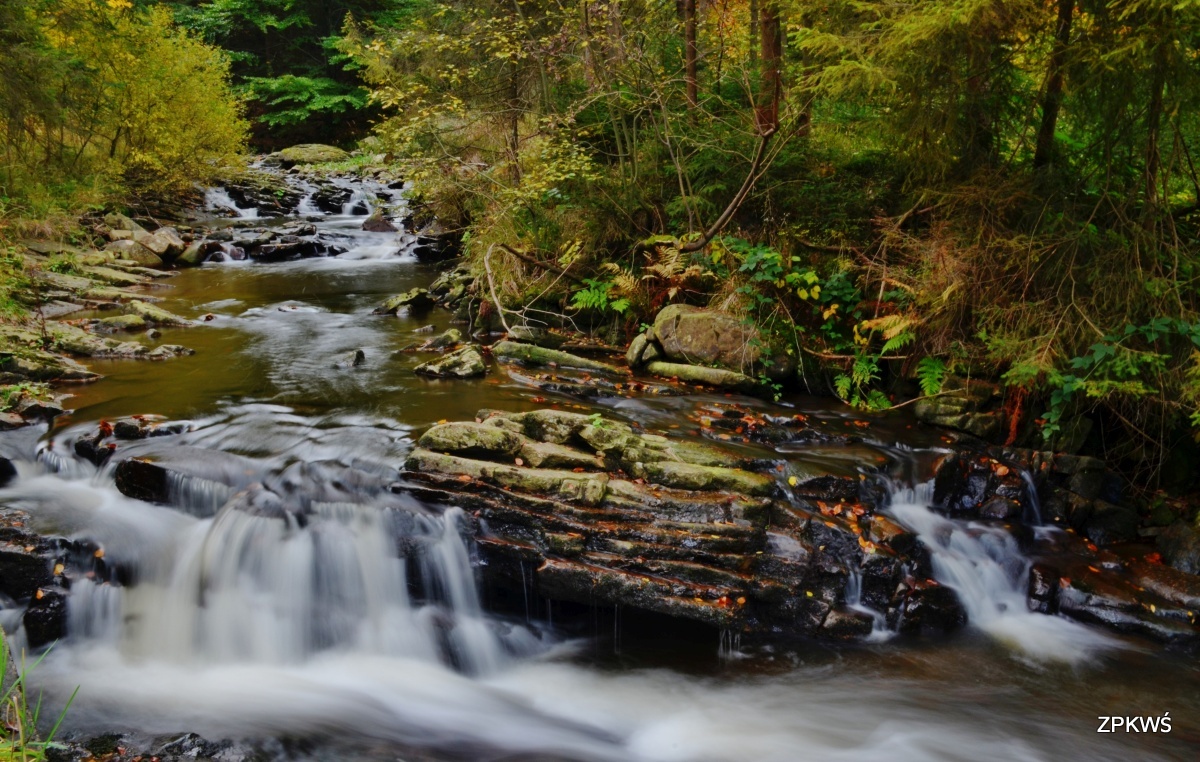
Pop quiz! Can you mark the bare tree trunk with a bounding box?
[684,0,698,109]
[1034,0,1074,170]
[757,2,782,135]
[1144,41,1168,214]
[749,0,759,65]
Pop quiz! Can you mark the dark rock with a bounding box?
[1159,522,1200,575]
[114,458,170,503]
[362,209,397,232]
[24,587,67,648]
[0,456,16,487]
[74,432,116,467]
[1027,562,1060,613]
[1079,499,1139,545]
[0,546,52,600]
[889,584,966,635]
[821,607,877,639]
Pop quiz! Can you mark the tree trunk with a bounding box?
[749,0,759,65]
[757,2,782,135]
[1144,40,1169,214]
[685,0,698,109]
[1034,0,1074,170]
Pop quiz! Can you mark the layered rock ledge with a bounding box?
[397,409,964,639]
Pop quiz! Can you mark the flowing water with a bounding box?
[1,187,1197,761]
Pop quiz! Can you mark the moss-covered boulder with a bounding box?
[276,144,350,166]
[650,304,794,379]
[414,344,486,378]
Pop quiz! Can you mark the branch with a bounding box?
[498,243,586,285]
[679,126,775,253]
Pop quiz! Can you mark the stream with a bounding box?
[1,182,1197,761]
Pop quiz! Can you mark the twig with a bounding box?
[483,244,513,334]
[498,243,586,285]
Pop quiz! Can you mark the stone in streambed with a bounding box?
[417,421,524,459]
[105,239,163,268]
[419,328,463,350]
[128,300,194,327]
[374,288,434,316]
[0,456,15,487]
[414,344,486,378]
[406,448,610,505]
[332,349,366,369]
[637,461,775,496]
[114,458,171,503]
[362,209,397,232]
[491,341,621,373]
[95,314,149,332]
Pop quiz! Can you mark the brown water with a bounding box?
[1,197,1197,762]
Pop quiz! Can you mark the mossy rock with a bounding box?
[277,144,351,166]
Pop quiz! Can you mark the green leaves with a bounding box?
[917,356,946,397]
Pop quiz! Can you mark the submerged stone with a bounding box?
[414,344,486,378]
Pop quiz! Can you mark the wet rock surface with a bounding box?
[398,409,960,640]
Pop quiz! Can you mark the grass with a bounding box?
[0,637,77,762]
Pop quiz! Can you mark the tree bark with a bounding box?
[757,2,782,135]
[685,0,698,109]
[1034,0,1074,170]
[749,0,759,65]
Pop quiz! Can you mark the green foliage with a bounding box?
[0,382,51,413]
[0,1,248,205]
[244,76,369,128]
[571,278,630,315]
[0,637,78,761]
[917,357,947,397]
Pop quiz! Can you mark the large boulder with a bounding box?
[104,239,163,268]
[650,304,793,379]
[1159,521,1200,575]
[275,144,350,167]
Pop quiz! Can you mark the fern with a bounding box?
[917,356,947,396]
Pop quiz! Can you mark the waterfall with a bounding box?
[887,482,1116,663]
[204,187,259,219]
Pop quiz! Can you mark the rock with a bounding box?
[626,333,650,368]
[418,422,524,459]
[277,144,351,166]
[333,349,366,369]
[1027,563,1060,614]
[652,303,793,379]
[1159,521,1200,575]
[104,239,163,268]
[374,288,435,316]
[362,209,397,232]
[914,376,1004,440]
[94,314,149,332]
[1077,499,1139,545]
[23,587,67,648]
[638,461,775,496]
[132,227,184,259]
[103,213,146,233]
[821,608,877,639]
[128,300,194,327]
[0,545,51,599]
[420,328,462,350]
[414,344,487,378]
[491,341,622,373]
[644,361,760,393]
[0,456,15,487]
[889,585,967,635]
[114,458,170,503]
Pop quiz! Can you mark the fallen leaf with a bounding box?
[53,563,64,575]
[514,458,524,466]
